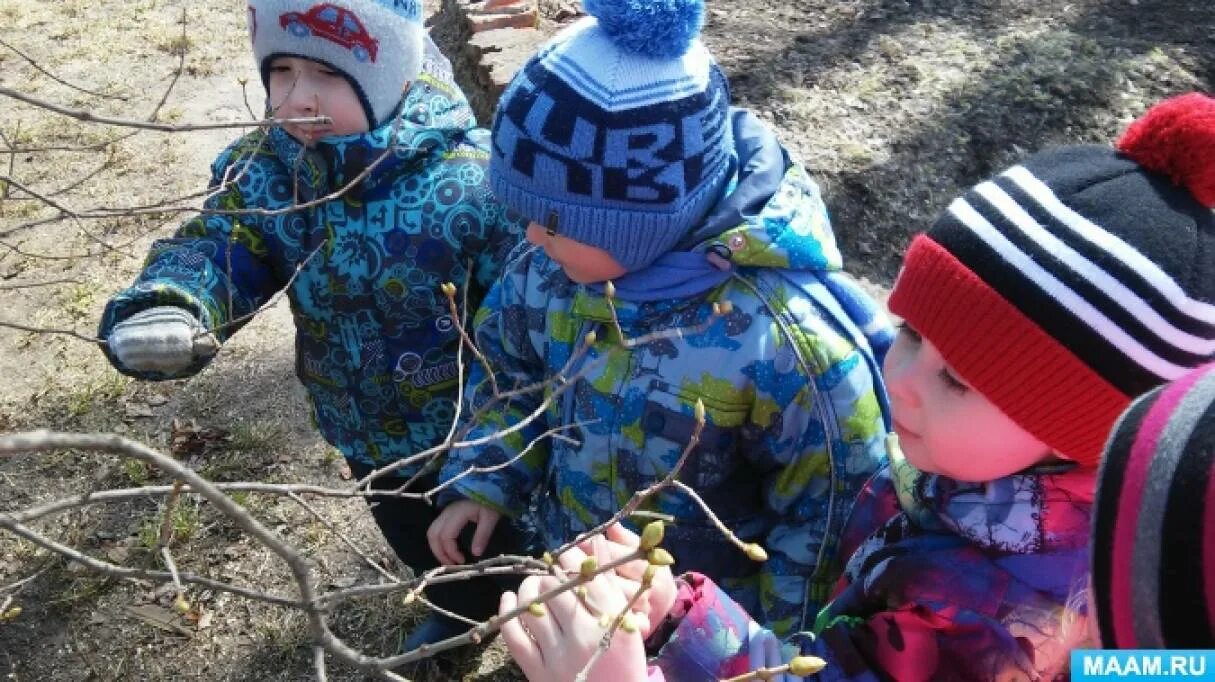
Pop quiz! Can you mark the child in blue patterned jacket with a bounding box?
[97,0,525,649]
[498,92,1215,681]
[425,0,893,639]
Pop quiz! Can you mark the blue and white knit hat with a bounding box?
[247,0,424,128]
[490,0,734,272]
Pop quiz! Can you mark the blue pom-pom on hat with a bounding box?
[582,0,705,58]
[489,0,735,273]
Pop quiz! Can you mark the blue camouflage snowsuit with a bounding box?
[439,111,893,635]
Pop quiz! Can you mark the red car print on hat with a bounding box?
[279,4,379,63]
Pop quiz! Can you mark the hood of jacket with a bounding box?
[676,108,845,275]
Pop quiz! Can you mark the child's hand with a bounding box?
[500,572,649,682]
[427,500,501,565]
[577,524,678,639]
[107,306,218,373]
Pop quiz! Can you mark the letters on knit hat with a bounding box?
[489,0,734,272]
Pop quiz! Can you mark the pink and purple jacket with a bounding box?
[648,453,1095,681]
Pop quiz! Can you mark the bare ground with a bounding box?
[0,0,1212,680]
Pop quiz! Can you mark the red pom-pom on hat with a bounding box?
[1116,92,1215,208]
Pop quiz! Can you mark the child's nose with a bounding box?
[283,79,317,114]
[883,349,923,408]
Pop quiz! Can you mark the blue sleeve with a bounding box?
[468,201,527,293]
[98,138,285,379]
[452,129,527,293]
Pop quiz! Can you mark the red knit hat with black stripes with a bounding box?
[888,92,1215,467]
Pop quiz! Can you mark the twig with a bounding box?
[551,411,705,560]
[0,38,129,101]
[0,318,103,344]
[0,278,84,290]
[193,240,327,342]
[670,479,759,556]
[159,547,188,610]
[7,481,440,526]
[1,513,300,608]
[0,174,127,256]
[421,423,584,502]
[0,431,410,677]
[314,645,328,682]
[321,557,548,606]
[144,9,188,124]
[157,480,186,547]
[574,571,650,682]
[0,565,50,594]
[441,281,498,396]
[0,86,332,133]
[0,123,15,209]
[374,549,648,666]
[355,349,605,488]
[1,132,137,155]
[239,78,259,121]
[287,491,399,584]
[415,594,478,627]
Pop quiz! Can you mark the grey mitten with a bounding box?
[107,306,219,374]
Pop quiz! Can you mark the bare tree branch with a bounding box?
[0,86,331,133]
[0,38,129,101]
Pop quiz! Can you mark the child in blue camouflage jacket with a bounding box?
[97,0,525,648]
[425,0,893,638]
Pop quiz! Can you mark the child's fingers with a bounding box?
[470,509,498,558]
[426,508,466,565]
[426,514,450,565]
[537,575,581,629]
[553,543,589,575]
[585,525,652,583]
[610,574,645,605]
[611,554,656,583]
[605,522,641,547]
[583,566,630,614]
[499,591,547,681]
[441,524,465,565]
[517,576,562,655]
[599,537,654,584]
[580,526,640,564]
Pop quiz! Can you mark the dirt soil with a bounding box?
[0,0,1211,680]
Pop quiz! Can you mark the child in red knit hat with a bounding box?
[495,92,1215,682]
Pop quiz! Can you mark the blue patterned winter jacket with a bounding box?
[438,111,893,635]
[99,44,525,474]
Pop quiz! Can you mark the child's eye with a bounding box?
[319,68,341,77]
[897,322,922,343]
[939,368,969,393]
